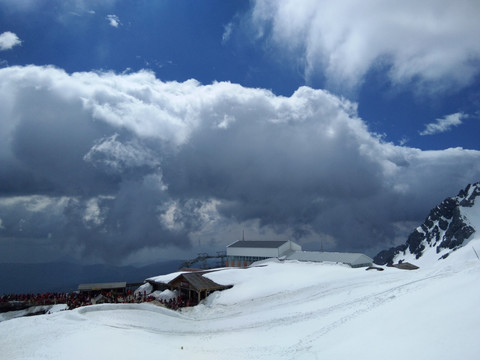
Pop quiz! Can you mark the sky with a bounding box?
[0,0,480,266]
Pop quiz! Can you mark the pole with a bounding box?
[473,246,480,262]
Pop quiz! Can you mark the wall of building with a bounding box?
[279,241,302,254]
[227,246,280,258]
[225,256,270,268]
[225,240,372,268]
[226,240,305,267]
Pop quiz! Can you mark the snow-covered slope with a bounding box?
[1,239,479,360]
[375,182,480,265]
[0,304,67,322]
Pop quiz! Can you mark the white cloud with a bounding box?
[83,196,114,227]
[0,31,22,51]
[398,137,409,146]
[249,0,480,92]
[0,195,70,213]
[420,112,466,136]
[106,14,121,28]
[83,198,103,226]
[83,133,160,173]
[222,22,233,44]
[0,65,480,263]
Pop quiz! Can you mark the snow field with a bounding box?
[1,239,479,359]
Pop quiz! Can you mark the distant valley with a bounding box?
[0,260,182,294]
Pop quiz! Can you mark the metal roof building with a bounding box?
[225,240,373,268]
[286,251,373,268]
[226,240,302,267]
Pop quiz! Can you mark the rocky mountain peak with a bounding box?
[374,182,480,265]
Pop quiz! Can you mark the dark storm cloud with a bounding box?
[164,87,384,239]
[58,176,194,262]
[7,86,115,196]
[1,65,480,264]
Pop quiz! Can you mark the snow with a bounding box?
[462,202,480,233]
[393,242,452,268]
[394,195,480,265]
[149,289,178,301]
[134,282,152,295]
[1,239,480,359]
[146,270,190,284]
[0,303,68,322]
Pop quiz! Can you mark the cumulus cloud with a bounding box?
[1,65,480,264]
[248,0,480,92]
[420,112,466,136]
[0,31,22,51]
[83,134,161,175]
[106,14,121,28]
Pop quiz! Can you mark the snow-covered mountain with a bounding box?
[375,182,480,265]
[1,239,480,360]
[1,185,480,359]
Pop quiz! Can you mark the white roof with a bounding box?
[227,240,289,249]
[287,251,372,266]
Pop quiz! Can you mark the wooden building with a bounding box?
[147,271,232,305]
[168,273,232,304]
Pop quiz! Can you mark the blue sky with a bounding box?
[0,0,480,266]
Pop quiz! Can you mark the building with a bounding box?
[287,251,373,268]
[225,239,373,268]
[147,271,232,305]
[78,282,127,294]
[226,240,301,267]
[167,273,232,304]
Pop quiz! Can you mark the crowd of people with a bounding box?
[0,290,151,311]
[1,292,67,311]
[155,295,195,310]
[0,290,195,313]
